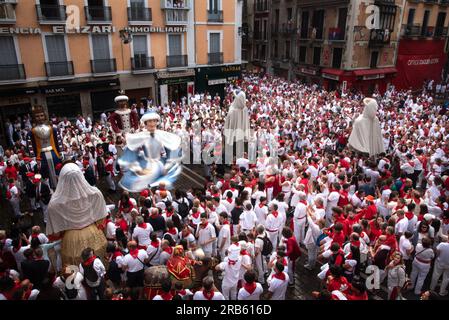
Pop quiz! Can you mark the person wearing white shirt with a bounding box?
[238,271,263,300]
[394,211,409,237]
[53,268,88,300]
[255,198,268,226]
[193,276,226,300]
[79,248,106,300]
[326,185,340,224]
[236,153,250,171]
[121,241,149,288]
[265,203,283,249]
[293,194,308,245]
[217,212,231,259]
[266,262,289,300]
[410,237,435,295]
[146,233,161,266]
[132,216,154,249]
[196,213,217,257]
[399,232,414,264]
[239,202,258,234]
[215,246,242,300]
[430,239,449,296]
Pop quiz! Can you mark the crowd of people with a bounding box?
[0,73,448,301]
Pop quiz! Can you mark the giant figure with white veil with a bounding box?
[348,98,385,156]
[47,163,108,266]
[224,90,250,146]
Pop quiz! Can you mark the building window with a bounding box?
[0,36,25,81]
[312,10,324,39]
[422,10,430,36]
[208,0,223,22]
[332,47,343,69]
[132,35,150,69]
[285,41,291,60]
[167,34,186,67]
[435,12,446,37]
[0,2,16,21]
[208,32,222,64]
[313,47,321,65]
[300,11,309,38]
[129,0,152,22]
[91,34,115,73]
[287,8,293,21]
[273,40,278,58]
[44,35,73,77]
[370,51,379,68]
[407,8,415,26]
[298,46,306,63]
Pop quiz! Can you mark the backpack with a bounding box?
[175,199,189,219]
[107,259,123,284]
[258,235,273,256]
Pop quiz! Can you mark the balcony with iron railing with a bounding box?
[84,6,112,24]
[160,0,190,10]
[167,55,188,68]
[369,29,392,47]
[91,59,116,75]
[208,52,223,65]
[255,0,269,12]
[421,26,434,37]
[208,10,223,22]
[280,23,297,36]
[328,27,345,41]
[402,24,421,37]
[35,4,66,24]
[0,64,25,82]
[45,61,74,79]
[164,9,188,25]
[127,7,152,24]
[434,26,448,37]
[0,2,16,24]
[131,56,155,73]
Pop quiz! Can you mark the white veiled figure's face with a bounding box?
[233,92,247,110]
[362,98,378,120]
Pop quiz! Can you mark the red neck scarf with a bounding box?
[273,272,286,281]
[222,220,229,225]
[271,211,279,218]
[31,233,39,239]
[350,240,360,248]
[228,259,237,265]
[259,203,265,208]
[129,249,139,259]
[112,250,123,260]
[241,250,250,256]
[300,200,308,206]
[226,198,233,204]
[405,212,415,220]
[163,246,173,255]
[203,289,215,300]
[150,240,159,248]
[160,292,173,301]
[200,222,209,229]
[243,282,257,294]
[192,211,200,219]
[165,210,174,218]
[83,256,97,267]
[168,228,177,235]
[138,222,147,229]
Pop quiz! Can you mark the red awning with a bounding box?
[353,67,397,76]
[321,68,345,76]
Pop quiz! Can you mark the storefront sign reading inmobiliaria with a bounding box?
[0,26,187,35]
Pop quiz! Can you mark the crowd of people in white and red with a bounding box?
[0,73,448,301]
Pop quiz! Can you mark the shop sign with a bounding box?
[0,25,186,35]
[221,65,241,73]
[362,74,385,80]
[208,78,227,86]
[157,69,195,79]
[322,73,339,81]
[299,67,318,76]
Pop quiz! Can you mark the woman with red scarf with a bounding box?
[281,227,301,286]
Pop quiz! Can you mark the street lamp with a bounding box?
[119,29,133,72]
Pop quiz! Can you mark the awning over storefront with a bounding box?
[353,67,397,77]
[321,68,345,81]
[393,39,447,90]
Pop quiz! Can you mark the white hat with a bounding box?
[114,95,129,103]
[424,214,435,222]
[141,111,161,123]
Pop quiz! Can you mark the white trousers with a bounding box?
[266,187,273,202]
[306,244,318,268]
[293,218,306,245]
[410,260,431,295]
[106,173,116,190]
[430,261,449,296]
[222,283,237,300]
[266,230,278,253]
[255,254,266,283]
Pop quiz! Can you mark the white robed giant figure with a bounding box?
[224,90,250,145]
[47,163,108,266]
[118,111,182,192]
[348,98,385,156]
